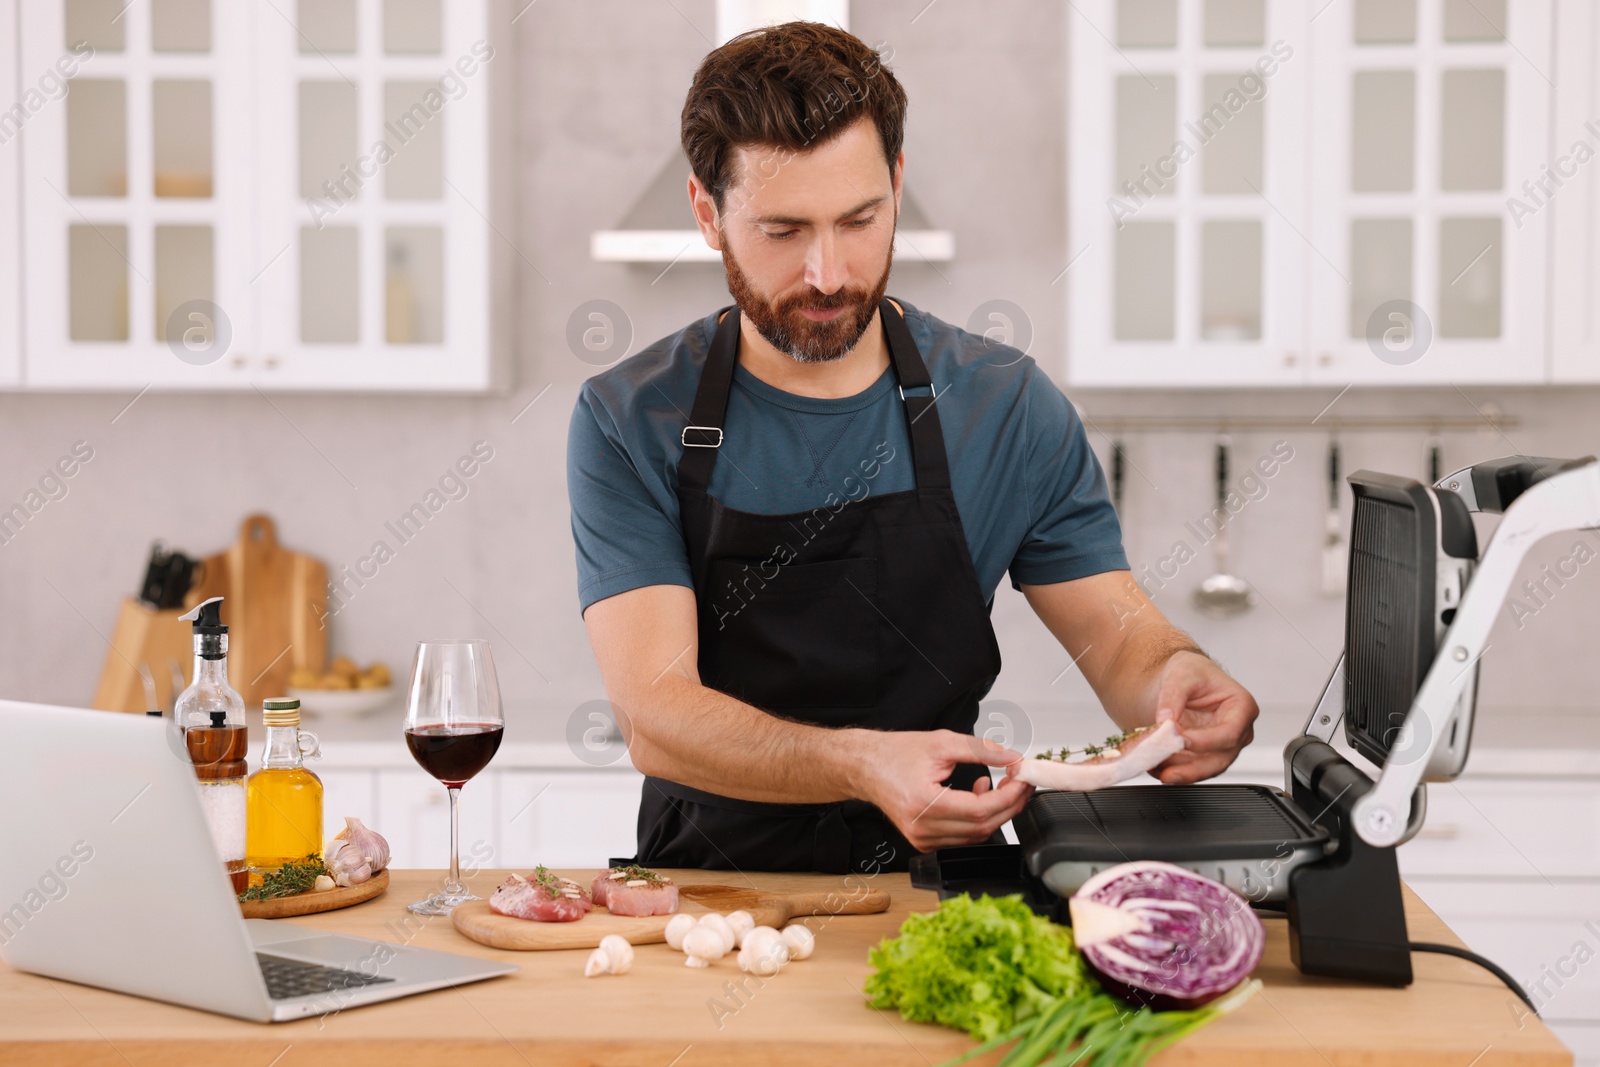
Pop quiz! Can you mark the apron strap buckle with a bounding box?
[681,425,724,448]
[898,383,936,402]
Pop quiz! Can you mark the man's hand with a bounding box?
[859,730,1034,852]
[1146,650,1258,784]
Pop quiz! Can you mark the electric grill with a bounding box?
[913,454,1600,986]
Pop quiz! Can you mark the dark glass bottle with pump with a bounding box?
[174,596,249,892]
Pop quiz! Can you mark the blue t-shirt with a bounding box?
[567,299,1128,613]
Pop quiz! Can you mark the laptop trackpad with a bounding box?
[259,934,396,969]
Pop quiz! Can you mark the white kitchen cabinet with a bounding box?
[1549,0,1600,383]
[1068,0,1309,387]
[1398,777,1600,880]
[15,0,499,392]
[375,767,500,872]
[1067,0,1553,387]
[1304,0,1551,384]
[498,769,644,869]
[0,0,21,387]
[317,766,378,835]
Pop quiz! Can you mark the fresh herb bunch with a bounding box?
[237,855,328,902]
[1037,725,1153,763]
[864,893,1252,1067]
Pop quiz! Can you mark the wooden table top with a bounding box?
[0,868,1574,1066]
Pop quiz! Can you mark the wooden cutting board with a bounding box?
[239,870,389,919]
[451,882,891,951]
[190,514,328,708]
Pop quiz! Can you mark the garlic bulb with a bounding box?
[331,817,390,873]
[323,838,373,887]
[584,948,612,977]
[313,875,336,892]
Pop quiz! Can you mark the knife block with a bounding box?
[91,598,194,713]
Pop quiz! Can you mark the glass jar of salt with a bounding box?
[186,709,249,892]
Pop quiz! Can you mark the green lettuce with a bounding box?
[864,894,1092,1042]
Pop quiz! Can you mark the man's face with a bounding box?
[709,117,900,364]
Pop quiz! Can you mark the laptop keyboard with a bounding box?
[257,953,396,1000]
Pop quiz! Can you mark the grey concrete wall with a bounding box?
[2,0,1597,751]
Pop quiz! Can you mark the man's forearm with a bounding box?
[1021,573,1206,732]
[1093,620,1205,731]
[615,675,880,805]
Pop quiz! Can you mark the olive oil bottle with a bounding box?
[245,697,323,871]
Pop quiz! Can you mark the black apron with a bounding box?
[634,298,1004,874]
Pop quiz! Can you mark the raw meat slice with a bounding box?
[591,866,679,916]
[489,870,593,922]
[607,880,679,917]
[1008,721,1187,791]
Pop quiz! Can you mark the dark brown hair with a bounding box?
[681,22,907,210]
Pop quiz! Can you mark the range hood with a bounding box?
[590,0,954,264]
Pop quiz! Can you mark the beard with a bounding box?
[721,231,894,365]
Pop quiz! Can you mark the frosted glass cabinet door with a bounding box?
[0,0,20,386]
[251,0,493,391]
[1305,0,1551,384]
[1549,0,1600,382]
[20,0,256,388]
[1067,0,1309,387]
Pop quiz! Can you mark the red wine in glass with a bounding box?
[404,723,504,787]
[403,639,504,916]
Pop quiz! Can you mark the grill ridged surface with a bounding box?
[1344,495,1430,764]
[1016,785,1323,857]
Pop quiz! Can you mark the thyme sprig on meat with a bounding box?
[1036,724,1155,763]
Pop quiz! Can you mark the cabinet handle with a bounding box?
[1283,352,1298,367]
[1317,352,1333,367]
[231,354,248,370]
[264,355,280,370]
[1411,823,1460,840]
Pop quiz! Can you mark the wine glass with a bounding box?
[402,639,504,915]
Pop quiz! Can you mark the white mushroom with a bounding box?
[738,926,789,976]
[664,912,698,951]
[681,925,726,967]
[780,924,815,961]
[725,910,755,948]
[584,947,611,977]
[598,934,634,974]
[697,913,737,955]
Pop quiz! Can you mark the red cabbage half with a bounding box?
[1068,860,1265,1011]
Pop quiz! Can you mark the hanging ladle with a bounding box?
[1193,434,1254,619]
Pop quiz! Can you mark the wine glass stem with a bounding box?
[445,785,463,896]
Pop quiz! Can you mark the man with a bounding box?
[567,22,1258,874]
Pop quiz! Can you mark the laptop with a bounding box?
[0,701,516,1022]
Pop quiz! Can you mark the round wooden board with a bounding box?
[451,882,891,951]
[239,869,389,919]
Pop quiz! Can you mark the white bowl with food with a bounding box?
[289,686,395,719]
[288,658,395,718]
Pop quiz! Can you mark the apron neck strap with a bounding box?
[678,298,951,492]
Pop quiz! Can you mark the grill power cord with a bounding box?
[1409,941,1537,1016]
[1247,907,1536,1015]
